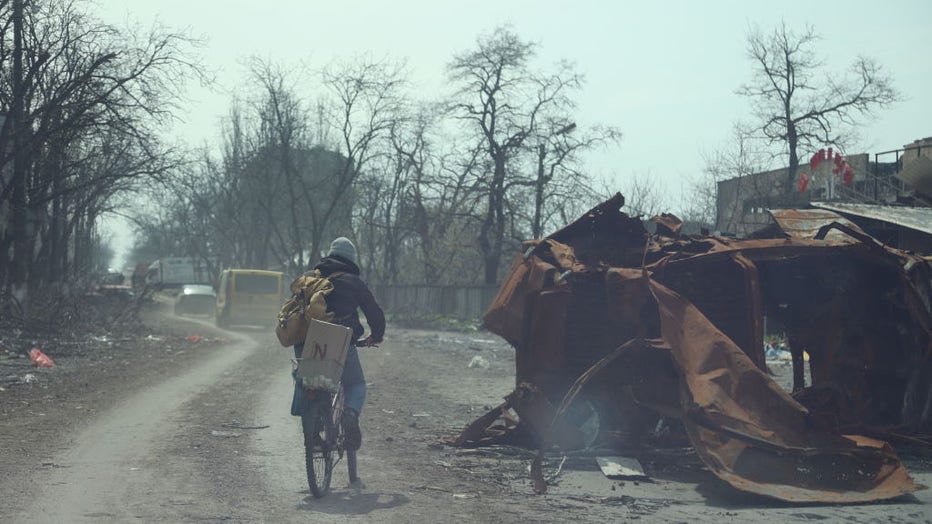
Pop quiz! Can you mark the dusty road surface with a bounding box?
[2,307,931,523]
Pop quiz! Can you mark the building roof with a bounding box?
[811,201,932,236]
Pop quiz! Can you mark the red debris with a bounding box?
[797,172,809,192]
[29,348,55,368]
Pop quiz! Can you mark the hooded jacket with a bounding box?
[310,255,385,342]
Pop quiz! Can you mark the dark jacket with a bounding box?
[311,255,385,342]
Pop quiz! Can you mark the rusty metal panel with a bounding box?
[522,288,571,392]
[768,208,865,241]
[650,213,683,236]
[812,201,932,237]
[649,279,924,502]
[652,254,765,369]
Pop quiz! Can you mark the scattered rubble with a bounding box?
[210,430,242,438]
[596,456,646,479]
[468,356,491,369]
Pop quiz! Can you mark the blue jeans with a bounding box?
[291,344,367,416]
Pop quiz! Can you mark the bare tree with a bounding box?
[738,22,899,196]
[399,108,486,285]
[684,124,770,232]
[244,58,311,272]
[0,0,202,303]
[131,56,407,281]
[305,56,407,266]
[527,121,621,238]
[447,26,586,284]
[612,171,667,218]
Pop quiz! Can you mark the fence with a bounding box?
[371,284,500,321]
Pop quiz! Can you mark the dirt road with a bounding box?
[1,309,931,522]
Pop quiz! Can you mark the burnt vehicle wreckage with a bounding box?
[451,193,932,503]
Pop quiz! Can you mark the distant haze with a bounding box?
[97,0,932,266]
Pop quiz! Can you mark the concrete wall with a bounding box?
[902,137,932,168]
[716,167,792,236]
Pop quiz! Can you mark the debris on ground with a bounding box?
[221,420,269,430]
[454,193,932,503]
[210,430,242,438]
[28,348,55,368]
[468,355,490,369]
[596,456,647,479]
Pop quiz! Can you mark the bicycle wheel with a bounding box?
[302,399,334,498]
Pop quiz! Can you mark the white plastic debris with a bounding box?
[596,456,647,479]
[467,355,490,369]
[22,373,37,384]
[210,430,242,438]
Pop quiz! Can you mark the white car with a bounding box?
[174,284,217,316]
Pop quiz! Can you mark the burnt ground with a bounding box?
[0,296,930,522]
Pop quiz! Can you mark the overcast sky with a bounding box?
[97,0,931,262]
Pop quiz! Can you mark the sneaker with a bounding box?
[343,408,362,451]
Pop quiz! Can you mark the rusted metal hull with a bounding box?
[457,193,931,503]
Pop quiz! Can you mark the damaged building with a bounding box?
[454,193,932,503]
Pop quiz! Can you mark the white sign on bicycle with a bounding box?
[296,319,352,393]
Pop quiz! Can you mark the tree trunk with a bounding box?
[785,121,800,202]
[532,144,546,239]
[9,0,27,296]
[49,191,63,282]
[480,155,507,285]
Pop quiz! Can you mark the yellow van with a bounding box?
[215,269,284,328]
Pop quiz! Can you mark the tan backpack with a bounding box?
[275,270,344,346]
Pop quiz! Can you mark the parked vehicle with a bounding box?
[174,284,217,316]
[215,269,284,328]
[145,257,214,290]
[131,263,150,289]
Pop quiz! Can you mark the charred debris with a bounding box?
[452,193,932,503]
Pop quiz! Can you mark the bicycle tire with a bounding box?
[302,399,334,498]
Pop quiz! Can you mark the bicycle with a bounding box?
[298,337,377,498]
[300,382,356,498]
